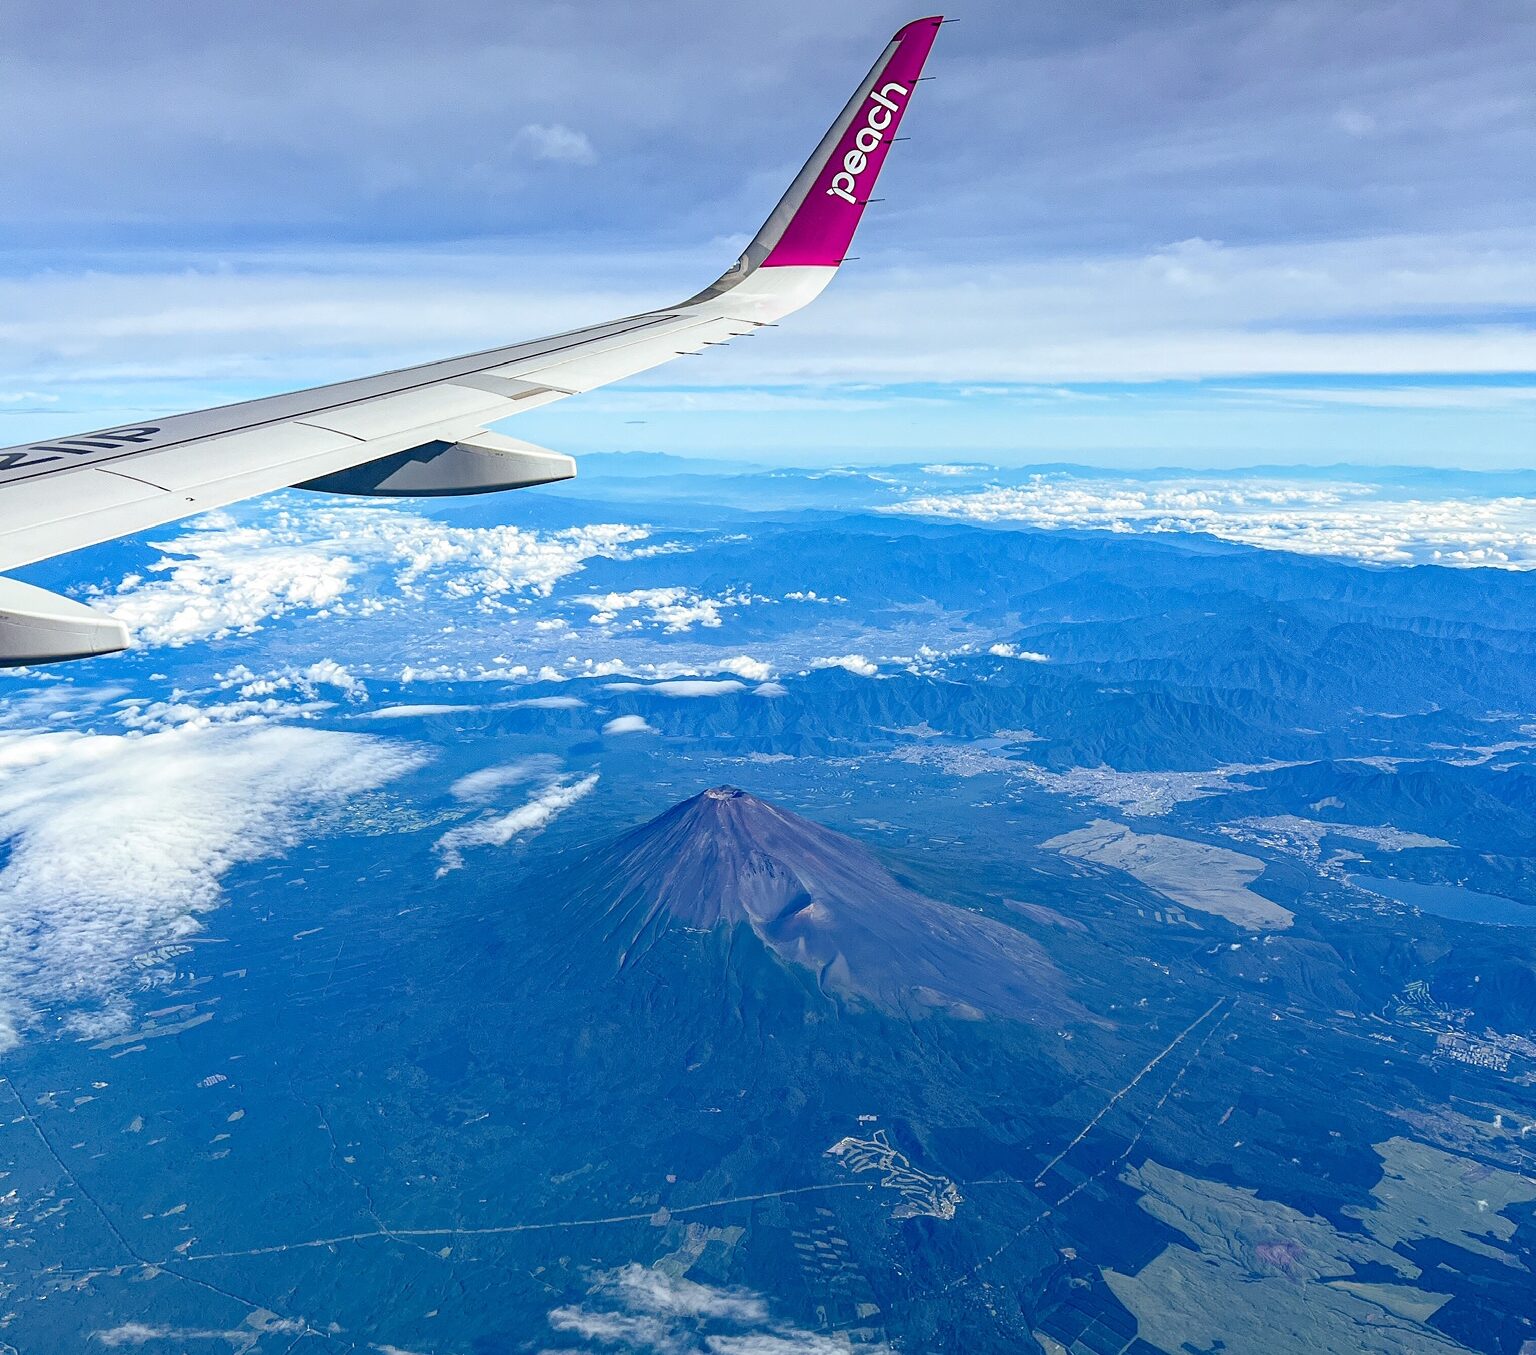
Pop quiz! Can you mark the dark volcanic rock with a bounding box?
[554,786,1072,1023]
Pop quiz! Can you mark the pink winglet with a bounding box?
[762,17,943,268]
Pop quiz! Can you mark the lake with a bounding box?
[1350,874,1536,928]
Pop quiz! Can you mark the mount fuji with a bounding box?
[542,786,1073,1025]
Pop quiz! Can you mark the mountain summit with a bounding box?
[555,786,1070,1023]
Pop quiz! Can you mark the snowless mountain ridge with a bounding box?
[556,785,1073,1024]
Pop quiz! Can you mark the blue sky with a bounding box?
[1,0,1534,467]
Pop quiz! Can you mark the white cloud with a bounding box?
[753,681,788,698]
[563,658,769,685]
[450,756,561,802]
[604,679,746,698]
[548,1306,672,1346]
[703,651,768,675]
[603,715,655,735]
[433,772,597,875]
[115,695,330,733]
[96,1321,303,1347]
[0,681,131,728]
[810,654,879,677]
[600,1265,768,1323]
[990,643,1050,662]
[709,1336,875,1354]
[300,658,366,698]
[891,476,1536,569]
[98,503,652,648]
[101,660,371,733]
[715,655,774,682]
[363,703,474,719]
[510,695,587,709]
[101,524,356,647]
[0,723,424,1048]
[546,1265,888,1355]
[513,122,596,164]
[571,586,765,633]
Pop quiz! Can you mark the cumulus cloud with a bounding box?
[98,503,652,648]
[114,695,327,733]
[433,772,598,875]
[714,655,774,682]
[103,660,376,733]
[300,658,367,698]
[603,715,655,735]
[546,1264,888,1355]
[100,523,355,648]
[891,476,1536,569]
[810,655,879,678]
[571,586,765,633]
[0,723,425,1048]
[990,643,1050,662]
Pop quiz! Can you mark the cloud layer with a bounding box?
[99,503,652,647]
[891,476,1536,569]
[0,723,424,1047]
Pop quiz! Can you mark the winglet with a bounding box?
[695,16,942,298]
[760,16,943,268]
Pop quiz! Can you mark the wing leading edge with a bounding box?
[0,16,942,666]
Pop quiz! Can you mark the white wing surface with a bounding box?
[0,17,942,665]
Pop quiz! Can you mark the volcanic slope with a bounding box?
[550,786,1072,1023]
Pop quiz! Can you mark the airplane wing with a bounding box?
[0,16,943,666]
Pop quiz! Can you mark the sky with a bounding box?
[2,0,1534,467]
